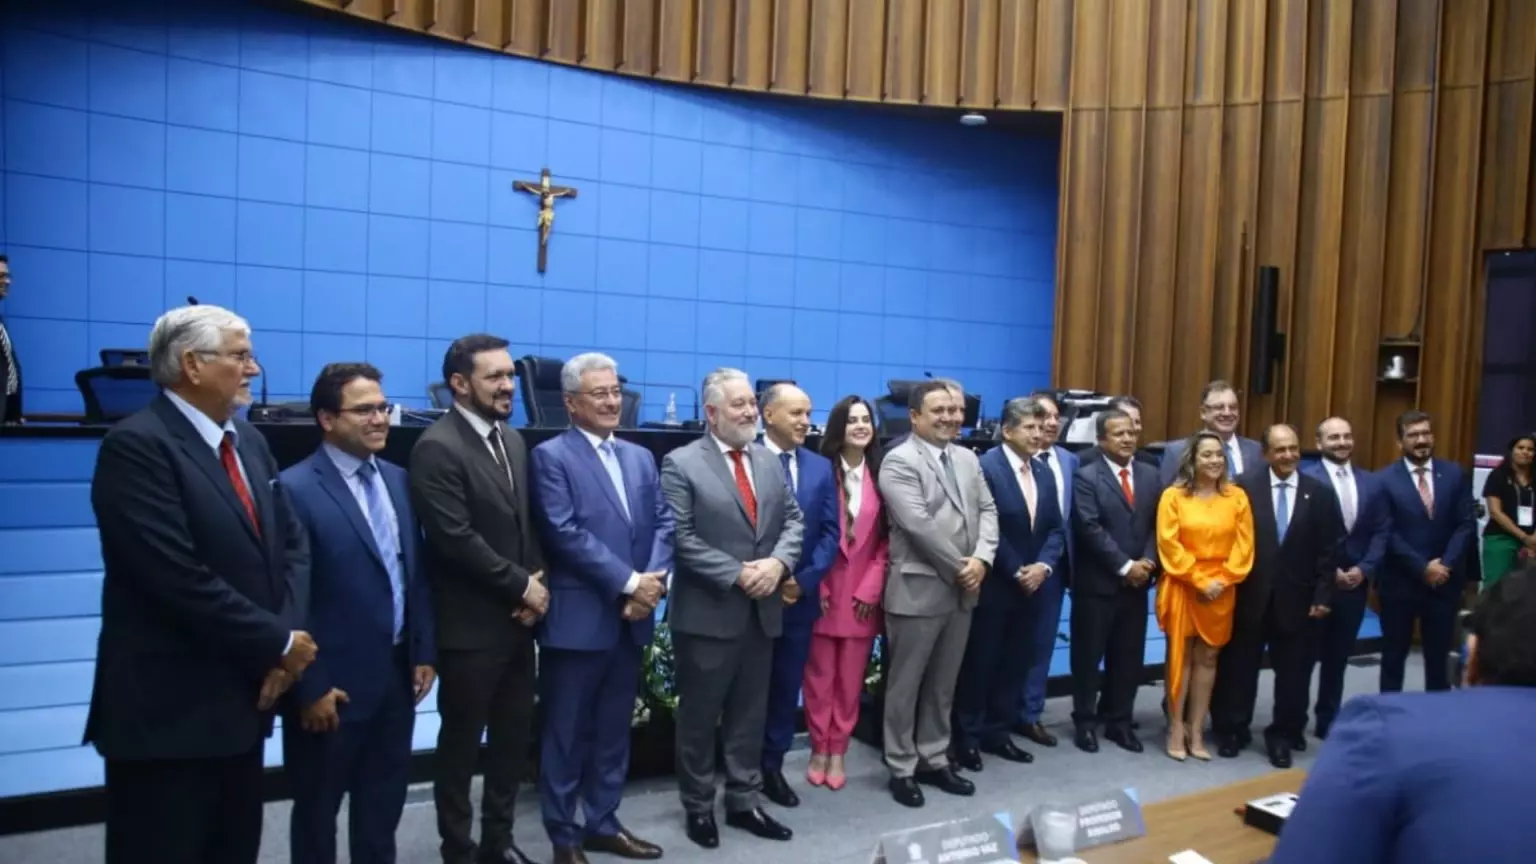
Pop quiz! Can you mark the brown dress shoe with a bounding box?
[553,847,590,864]
[584,829,664,860]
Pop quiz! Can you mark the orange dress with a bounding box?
[1155,484,1256,707]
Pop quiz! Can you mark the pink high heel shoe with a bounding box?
[806,755,827,787]
[825,770,846,791]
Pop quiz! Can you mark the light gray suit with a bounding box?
[660,434,804,814]
[878,435,998,777]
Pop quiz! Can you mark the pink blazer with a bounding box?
[813,466,889,639]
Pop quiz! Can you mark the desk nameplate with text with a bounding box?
[1017,788,1146,854]
[871,811,1019,864]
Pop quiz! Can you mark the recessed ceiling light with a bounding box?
[959,112,987,127]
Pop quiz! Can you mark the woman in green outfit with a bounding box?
[1482,434,1536,589]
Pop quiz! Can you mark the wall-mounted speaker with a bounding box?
[1249,265,1285,395]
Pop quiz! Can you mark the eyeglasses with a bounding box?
[579,387,624,401]
[338,402,394,419]
[197,349,259,367]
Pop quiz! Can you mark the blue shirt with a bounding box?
[322,442,404,643]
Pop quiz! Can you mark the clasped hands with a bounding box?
[956,557,986,593]
[257,630,318,711]
[1015,563,1049,594]
[735,558,788,599]
[1423,558,1452,587]
[622,570,669,621]
[1123,558,1156,588]
[1336,565,1366,589]
[1199,578,1228,602]
[513,570,549,627]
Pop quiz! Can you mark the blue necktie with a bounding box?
[780,451,795,495]
[1275,480,1290,543]
[599,440,631,519]
[357,461,405,643]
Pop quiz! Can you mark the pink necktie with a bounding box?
[1416,467,1434,516]
[1019,465,1037,520]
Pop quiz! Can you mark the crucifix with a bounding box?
[513,168,579,273]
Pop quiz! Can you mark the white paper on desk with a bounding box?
[1169,850,1215,864]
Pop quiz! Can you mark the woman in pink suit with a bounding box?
[803,395,889,790]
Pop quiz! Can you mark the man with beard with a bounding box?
[880,381,998,808]
[1158,381,1262,486]
[411,334,547,864]
[1377,410,1476,692]
[1302,417,1389,738]
[661,368,803,849]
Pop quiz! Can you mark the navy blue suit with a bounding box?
[1018,444,1076,724]
[1271,687,1536,864]
[761,444,839,774]
[1378,458,1475,692]
[956,446,1065,749]
[1301,461,1389,733]
[279,447,435,864]
[529,428,673,847]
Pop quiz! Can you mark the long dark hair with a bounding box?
[820,395,887,536]
[1174,430,1232,494]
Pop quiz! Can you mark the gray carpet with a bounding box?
[0,653,1411,864]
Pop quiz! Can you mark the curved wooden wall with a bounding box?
[290,0,1073,110]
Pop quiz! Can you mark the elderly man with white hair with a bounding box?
[85,304,316,864]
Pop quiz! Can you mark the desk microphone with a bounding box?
[186,295,199,305]
[625,380,701,422]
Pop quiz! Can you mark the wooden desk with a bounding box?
[1020,770,1304,863]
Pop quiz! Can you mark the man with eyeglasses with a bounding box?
[1158,380,1263,487]
[279,363,438,864]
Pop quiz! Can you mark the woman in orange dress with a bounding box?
[1156,430,1255,761]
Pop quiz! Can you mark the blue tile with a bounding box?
[0,476,91,529]
[749,151,798,205]
[540,291,596,346]
[303,208,367,273]
[546,66,602,125]
[698,197,748,251]
[429,163,490,223]
[697,250,747,303]
[837,313,881,363]
[237,136,306,205]
[167,11,241,65]
[695,302,746,355]
[886,219,931,271]
[795,208,842,261]
[793,259,840,310]
[547,121,600,182]
[5,102,88,180]
[426,280,486,339]
[648,191,700,247]
[434,49,493,107]
[541,234,596,293]
[431,103,491,165]
[651,137,702,193]
[306,81,371,150]
[238,70,307,141]
[366,276,428,338]
[881,316,925,364]
[792,310,839,361]
[746,254,794,307]
[0,614,99,663]
[743,307,793,359]
[239,11,310,77]
[234,264,303,332]
[648,246,698,299]
[372,40,436,99]
[165,57,239,132]
[164,192,237,263]
[489,111,547,173]
[601,77,652,133]
[599,129,651,186]
[834,363,883,401]
[307,30,374,89]
[0,249,87,319]
[652,91,703,140]
[428,222,488,283]
[369,154,430,218]
[922,320,967,368]
[925,272,969,321]
[839,263,883,312]
[491,59,549,116]
[165,260,235,310]
[88,43,166,122]
[255,330,304,397]
[795,157,844,211]
[302,272,366,334]
[593,294,648,349]
[594,239,648,296]
[302,332,366,379]
[88,254,163,324]
[647,298,696,351]
[598,184,649,242]
[841,213,885,264]
[3,317,87,389]
[747,203,796,256]
[235,201,304,268]
[370,92,433,158]
[89,186,164,255]
[699,102,752,147]
[164,126,237,197]
[4,29,89,109]
[366,336,429,399]
[485,285,542,346]
[304,145,369,211]
[700,145,751,199]
[5,176,87,250]
[486,226,535,286]
[88,115,165,189]
[883,268,926,317]
[367,215,430,278]
[789,360,838,410]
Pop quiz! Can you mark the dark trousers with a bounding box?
[285,653,416,864]
[538,640,643,848]
[1213,598,1314,741]
[1017,572,1065,724]
[434,642,537,863]
[104,744,265,864]
[1380,589,1458,693]
[954,594,1033,750]
[1069,587,1150,729]
[762,620,814,773]
[1312,583,1368,732]
[673,627,772,815]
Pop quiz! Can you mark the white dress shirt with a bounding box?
[1271,468,1297,528]
[764,437,799,490]
[842,456,865,522]
[1103,455,1140,576]
[575,426,643,596]
[1001,445,1051,574]
[1323,460,1359,531]
[1404,457,1435,502]
[1036,445,1068,515]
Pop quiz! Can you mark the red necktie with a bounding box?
[729,450,758,527]
[1120,467,1135,507]
[220,432,261,535]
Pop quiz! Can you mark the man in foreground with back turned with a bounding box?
[87,304,316,864]
[661,368,803,849]
[880,381,998,808]
[411,334,547,864]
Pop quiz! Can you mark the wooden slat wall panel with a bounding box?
[582,0,621,68]
[923,0,962,105]
[694,0,734,85]
[883,0,926,104]
[996,0,1038,108]
[808,0,850,98]
[655,0,695,80]
[845,0,886,100]
[771,0,812,93]
[959,0,1000,108]
[619,0,659,74]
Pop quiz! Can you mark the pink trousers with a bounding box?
[802,633,875,755]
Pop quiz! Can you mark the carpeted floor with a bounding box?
[0,653,1414,864]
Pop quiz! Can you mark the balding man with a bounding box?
[756,384,839,807]
[1215,425,1341,768]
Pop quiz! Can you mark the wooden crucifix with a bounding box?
[513,168,578,273]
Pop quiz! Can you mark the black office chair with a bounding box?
[76,366,158,425]
[99,348,150,368]
[427,381,453,409]
[875,379,926,436]
[515,355,569,428]
[619,388,641,428]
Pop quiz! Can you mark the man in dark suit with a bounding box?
[661,368,802,848]
[0,254,22,424]
[529,352,671,864]
[1157,380,1262,486]
[758,383,838,809]
[280,363,437,864]
[1069,408,1158,753]
[411,334,547,864]
[1378,409,1477,693]
[1215,425,1341,768]
[1303,416,1389,738]
[86,304,317,864]
[955,397,1064,768]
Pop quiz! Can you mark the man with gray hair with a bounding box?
[86,304,317,864]
[661,368,803,848]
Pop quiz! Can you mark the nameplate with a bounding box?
[870,811,1019,864]
[1242,792,1297,836]
[1016,788,1146,853]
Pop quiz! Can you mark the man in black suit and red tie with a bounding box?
[86,304,317,864]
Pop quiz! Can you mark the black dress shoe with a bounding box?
[479,844,539,864]
[1266,737,1293,769]
[762,770,800,808]
[1290,734,1308,753]
[1075,727,1100,753]
[1017,721,1058,747]
[915,766,975,796]
[552,847,589,864]
[725,807,792,841]
[685,813,719,849]
[980,739,1034,764]
[954,747,984,772]
[1315,723,1331,741]
[584,829,663,860]
[890,776,925,808]
[1216,736,1245,759]
[1104,725,1144,753]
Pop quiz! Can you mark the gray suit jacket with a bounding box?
[660,435,804,640]
[879,437,998,617]
[1158,434,1263,487]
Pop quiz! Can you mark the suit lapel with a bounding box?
[920,443,964,514]
[449,410,518,511]
[153,397,263,548]
[236,431,275,556]
[1287,477,1313,545]
[750,445,777,541]
[1097,459,1133,512]
[312,452,387,570]
[568,429,631,524]
[701,439,755,531]
[1248,476,1278,550]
